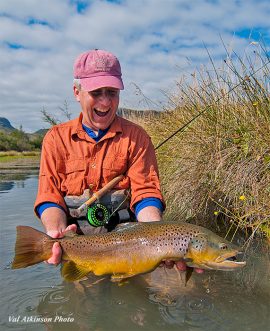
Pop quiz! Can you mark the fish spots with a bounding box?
[189,234,207,252]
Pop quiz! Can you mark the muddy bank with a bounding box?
[0,156,40,181]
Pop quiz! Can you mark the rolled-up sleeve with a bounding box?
[127,129,165,211]
[34,130,67,217]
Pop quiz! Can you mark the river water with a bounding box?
[0,174,270,331]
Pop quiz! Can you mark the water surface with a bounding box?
[1,175,269,331]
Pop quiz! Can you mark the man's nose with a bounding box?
[97,94,111,106]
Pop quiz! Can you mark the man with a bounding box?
[34,49,165,265]
[35,49,202,273]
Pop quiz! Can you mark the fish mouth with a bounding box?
[205,251,246,270]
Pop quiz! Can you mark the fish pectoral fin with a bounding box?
[185,266,194,286]
[110,273,137,282]
[61,261,90,282]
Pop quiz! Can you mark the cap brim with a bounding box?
[79,76,124,91]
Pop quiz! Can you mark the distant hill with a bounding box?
[0,117,16,131]
[0,117,47,151]
[33,128,48,135]
[28,128,48,142]
[0,117,48,136]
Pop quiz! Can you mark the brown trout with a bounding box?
[12,221,246,282]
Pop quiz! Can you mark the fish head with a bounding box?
[184,232,246,271]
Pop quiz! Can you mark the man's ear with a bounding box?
[73,85,80,102]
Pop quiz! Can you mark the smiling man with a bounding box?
[34,49,165,264]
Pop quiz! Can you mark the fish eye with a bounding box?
[219,243,228,250]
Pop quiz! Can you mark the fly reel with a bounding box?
[87,203,110,227]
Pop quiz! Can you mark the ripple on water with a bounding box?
[37,283,101,330]
[149,292,178,307]
[2,286,50,330]
[4,287,45,317]
[38,286,72,313]
[151,294,223,330]
[148,275,270,331]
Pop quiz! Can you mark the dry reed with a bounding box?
[130,45,270,239]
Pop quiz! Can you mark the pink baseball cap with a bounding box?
[73,49,124,91]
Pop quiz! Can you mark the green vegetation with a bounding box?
[0,129,43,152]
[134,46,270,239]
[0,101,71,153]
[0,151,40,163]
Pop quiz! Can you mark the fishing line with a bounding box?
[154,59,270,151]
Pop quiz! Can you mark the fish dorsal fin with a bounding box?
[61,261,89,281]
[64,231,78,238]
[113,222,140,232]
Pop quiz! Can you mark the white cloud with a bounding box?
[0,0,269,131]
[0,0,72,25]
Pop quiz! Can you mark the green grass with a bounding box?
[0,151,40,163]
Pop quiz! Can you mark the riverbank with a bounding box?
[0,151,40,180]
[0,151,40,161]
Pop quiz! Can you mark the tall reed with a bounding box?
[133,45,270,239]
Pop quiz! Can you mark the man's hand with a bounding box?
[46,224,77,265]
[161,260,204,274]
[175,260,204,273]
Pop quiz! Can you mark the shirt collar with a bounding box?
[82,124,109,142]
[71,113,123,142]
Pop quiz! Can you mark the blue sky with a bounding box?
[0,0,269,131]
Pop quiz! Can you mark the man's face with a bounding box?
[74,86,120,132]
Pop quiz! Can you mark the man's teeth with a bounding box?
[95,109,109,117]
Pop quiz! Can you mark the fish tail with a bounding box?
[12,226,53,269]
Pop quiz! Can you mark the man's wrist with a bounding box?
[136,205,162,222]
[36,202,66,218]
[41,207,67,235]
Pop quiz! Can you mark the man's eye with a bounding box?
[107,90,118,97]
[90,91,102,98]
[89,90,119,98]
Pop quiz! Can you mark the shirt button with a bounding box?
[91,164,96,168]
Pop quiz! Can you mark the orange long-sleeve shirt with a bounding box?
[34,113,164,216]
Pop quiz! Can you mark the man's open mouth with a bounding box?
[94,109,110,117]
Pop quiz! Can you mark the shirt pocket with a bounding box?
[102,155,128,182]
[56,158,86,195]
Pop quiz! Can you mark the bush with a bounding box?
[0,129,43,152]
